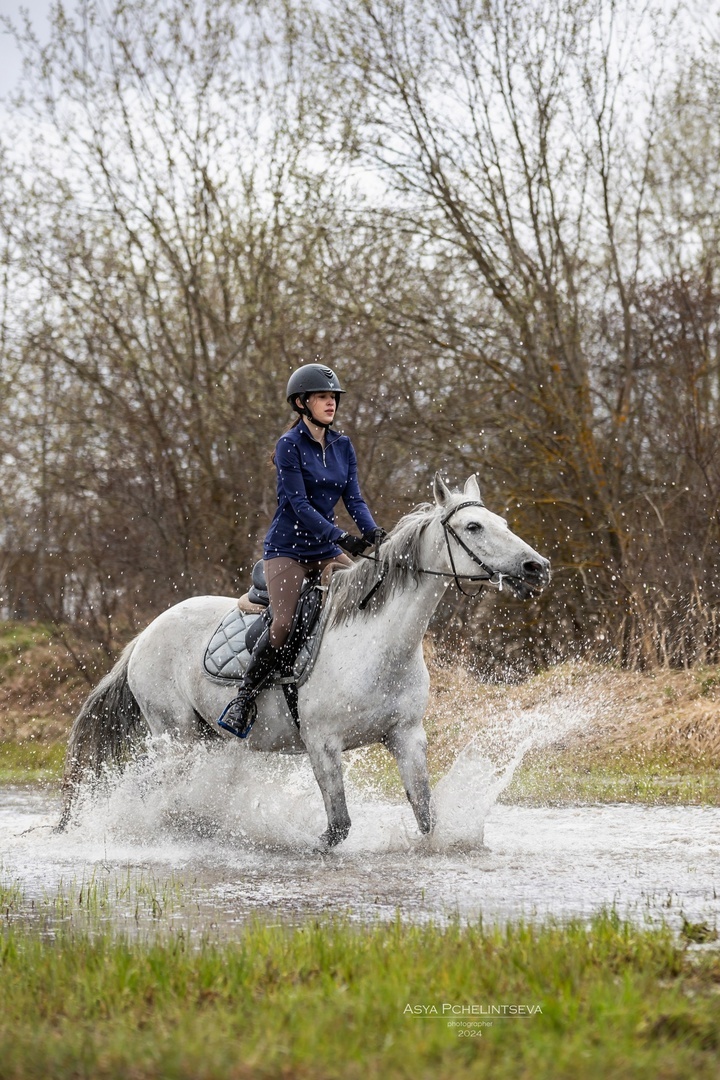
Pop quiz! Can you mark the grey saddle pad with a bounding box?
[203,608,257,680]
[202,605,325,684]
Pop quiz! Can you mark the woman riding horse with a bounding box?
[218,363,384,737]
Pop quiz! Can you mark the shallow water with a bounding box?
[2,738,719,935]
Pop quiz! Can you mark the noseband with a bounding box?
[358,499,507,608]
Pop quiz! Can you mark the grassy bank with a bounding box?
[425,658,720,807]
[0,620,109,783]
[504,755,720,806]
[1,913,718,1079]
[0,740,66,784]
[0,621,91,749]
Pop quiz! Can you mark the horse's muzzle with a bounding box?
[510,557,551,599]
[525,557,551,585]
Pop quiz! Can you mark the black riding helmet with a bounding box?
[286,363,346,428]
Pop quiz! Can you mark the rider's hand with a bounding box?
[364,528,387,547]
[338,532,371,557]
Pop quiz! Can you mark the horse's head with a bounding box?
[433,473,550,599]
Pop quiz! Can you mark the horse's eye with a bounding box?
[466,522,483,533]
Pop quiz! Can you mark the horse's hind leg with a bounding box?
[303,734,351,848]
[386,724,436,835]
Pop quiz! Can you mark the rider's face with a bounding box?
[304,392,337,425]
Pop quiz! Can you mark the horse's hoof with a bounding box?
[417,803,436,835]
[315,823,350,851]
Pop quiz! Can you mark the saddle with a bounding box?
[203,562,327,720]
[236,561,271,613]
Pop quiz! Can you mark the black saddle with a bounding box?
[247,560,270,607]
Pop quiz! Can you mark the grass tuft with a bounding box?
[680,917,719,945]
[0,740,66,783]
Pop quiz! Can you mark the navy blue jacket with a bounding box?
[263,421,378,562]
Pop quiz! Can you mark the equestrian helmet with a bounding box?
[286,364,346,413]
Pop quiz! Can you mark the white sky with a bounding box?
[1,0,718,103]
[0,0,52,101]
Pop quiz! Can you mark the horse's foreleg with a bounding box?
[386,725,436,835]
[304,735,351,848]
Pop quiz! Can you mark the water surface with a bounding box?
[2,742,718,935]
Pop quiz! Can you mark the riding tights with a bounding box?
[263,554,352,648]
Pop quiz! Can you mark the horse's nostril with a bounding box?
[523,559,544,578]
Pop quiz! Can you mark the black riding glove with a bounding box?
[337,532,371,557]
[364,527,387,547]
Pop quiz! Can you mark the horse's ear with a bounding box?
[433,472,452,507]
[464,474,483,504]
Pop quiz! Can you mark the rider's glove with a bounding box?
[363,527,387,547]
[337,532,371,557]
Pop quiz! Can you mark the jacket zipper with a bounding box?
[305,423,328,465]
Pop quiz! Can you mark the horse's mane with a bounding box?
[327,501,439,626]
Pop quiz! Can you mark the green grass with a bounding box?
[2,735,720,806]
[347,743,720,809]
[0,621,54,679]
[0,912,719,1079]
[1,872,193,942]
[505,757,720,806]
[0,740,65,783]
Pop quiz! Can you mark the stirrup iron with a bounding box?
[217,695,258,739]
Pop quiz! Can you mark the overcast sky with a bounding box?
[0,0,52,100]
[1,0,717,106]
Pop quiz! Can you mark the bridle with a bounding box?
[439,499,508,597]
[358,499,509,609]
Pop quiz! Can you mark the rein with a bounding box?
[358,530,389,610]
[357,499,508,609]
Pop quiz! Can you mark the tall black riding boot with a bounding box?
[217,629,279,738]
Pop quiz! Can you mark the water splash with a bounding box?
[64,737,326,854]
[429,676,607,850]
[3,674,720,931]
[54,673,603,856]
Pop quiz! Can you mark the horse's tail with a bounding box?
[58,638,147,830]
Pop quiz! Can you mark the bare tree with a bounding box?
[2,0,720,671]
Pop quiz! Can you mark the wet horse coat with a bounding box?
[61,475,550,846]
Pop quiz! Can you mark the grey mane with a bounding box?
[328,501,439,626]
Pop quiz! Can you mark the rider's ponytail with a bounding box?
[270,416,301,466]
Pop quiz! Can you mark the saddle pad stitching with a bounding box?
[203,608,257,681]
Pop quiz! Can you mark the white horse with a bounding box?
[60,474,550,846]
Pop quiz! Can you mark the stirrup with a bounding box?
[217,696,258,739]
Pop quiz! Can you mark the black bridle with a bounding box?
[439,499,505,596]
[358,499,508,609]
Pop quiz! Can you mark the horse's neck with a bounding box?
[362,520,450,654]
